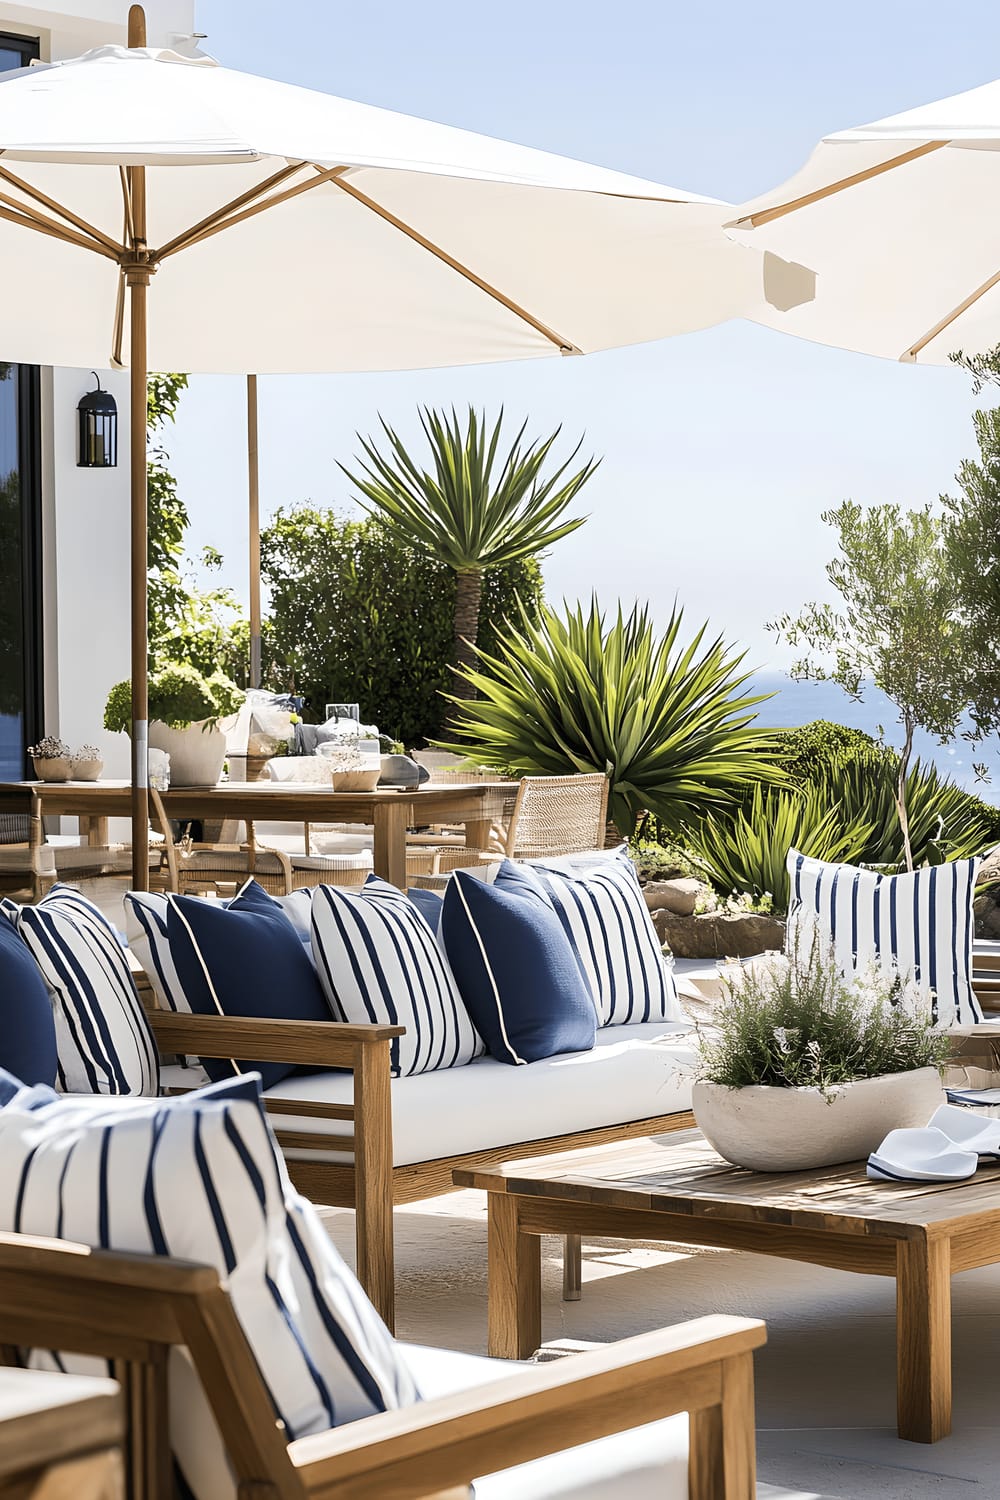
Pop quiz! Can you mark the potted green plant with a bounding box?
[104,665,244,786]
[692,934,950,1172]
[27,735,73,782]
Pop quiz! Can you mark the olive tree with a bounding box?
[770,501,970,871]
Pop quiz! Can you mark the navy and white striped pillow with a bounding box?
[786,849,982,1027]
[15,885,159,1095]
[125,885,315,1012]
[0,1068,417,1500]
[514,854,682,1027]
[311,877,482,1076]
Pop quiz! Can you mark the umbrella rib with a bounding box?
[903,266,1000,362]
[326,171,582,355]
[156,161,332,259]
[731,141,948,229]
[0,163,121,254]
[0,196,116,257]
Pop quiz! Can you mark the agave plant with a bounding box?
[340,406,597,692]
[437,598,780,835]
[685,783,876,910]
[814,752,997,869]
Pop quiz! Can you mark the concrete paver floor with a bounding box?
[320,1191,1000,1499]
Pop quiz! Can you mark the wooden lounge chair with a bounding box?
[0,1227,765,1500]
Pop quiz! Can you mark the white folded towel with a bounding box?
[867,1126,977,1183]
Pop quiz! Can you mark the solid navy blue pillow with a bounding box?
[0,915,57,1087]
[166,880,333,1088]
[407,887,444,935]
[440,867,596,1066]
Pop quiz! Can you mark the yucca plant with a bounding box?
[685,783,876,910]
[437,598,780,835]
[340,407,597,693]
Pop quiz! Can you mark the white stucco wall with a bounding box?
[1,0,195,58]
[1,2,195,789]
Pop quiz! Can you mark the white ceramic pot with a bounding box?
[32,756,73,782]
[148,720,227,787]
[71,758,103,782]
[692,1067,944,1172]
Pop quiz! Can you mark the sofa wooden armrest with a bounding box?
[291,1316,765,1500]
[148,1010,403,1068]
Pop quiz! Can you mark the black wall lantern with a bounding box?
[77,373,118,468]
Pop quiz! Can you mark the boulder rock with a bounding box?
[975,890,1000,941]
[642,878,709,917]
[653,909,785,960]
[978,845,1000,888]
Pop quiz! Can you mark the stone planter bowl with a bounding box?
[331,768,381,792]
[32,756,73,782]
[148,721,226,787]
[693,1067,944,1172]
[71,758,103,782]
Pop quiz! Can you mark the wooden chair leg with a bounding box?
[112,1354,171,1500]
[562,1233,582,1301]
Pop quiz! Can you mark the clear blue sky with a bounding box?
[168,0,1000,671]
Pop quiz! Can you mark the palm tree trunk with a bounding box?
[452,567,483,698]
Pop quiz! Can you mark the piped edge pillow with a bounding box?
[166,879,335,1088]
[441,866,596,1065]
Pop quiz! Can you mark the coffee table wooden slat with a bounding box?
[455,1128,1000,1443]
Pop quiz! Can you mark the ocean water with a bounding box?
[748,673,1000,803]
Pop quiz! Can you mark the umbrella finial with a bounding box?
[128,5,147,48]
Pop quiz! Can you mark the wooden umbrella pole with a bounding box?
[247,373,262,689]
[128,3,150,890]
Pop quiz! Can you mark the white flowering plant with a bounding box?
[696,929,951,1096]
[27,736,70,759]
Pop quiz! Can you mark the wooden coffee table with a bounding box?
[455,1129,1000,1443]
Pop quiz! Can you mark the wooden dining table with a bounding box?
[0,778,511,889]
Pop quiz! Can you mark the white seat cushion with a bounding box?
[264,1021,696,1166]
[399,1343,689,1500]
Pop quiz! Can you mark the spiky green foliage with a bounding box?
[686,783,875,909]
[437,598,779,836]
[818,753,998,868]
[340,406,596,686]
[341,406,595,571]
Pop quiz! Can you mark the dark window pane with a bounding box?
[0,366,24,778]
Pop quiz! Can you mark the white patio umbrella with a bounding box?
[728,77,1000,366]
[0,5,793,885]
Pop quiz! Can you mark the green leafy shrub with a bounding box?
[105,664,243,733]
[696,938,951,1094]
[260,507,542,746]
[438,597,780,836]
[685,783,875,910]
[630,840,708,884]
[774,720,887,784]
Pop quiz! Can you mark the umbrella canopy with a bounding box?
[0,39,781,372]
[0,8,795,885]
[729,78,1000,365]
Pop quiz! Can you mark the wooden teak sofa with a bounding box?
[0,1229,766,1500]
[145,1000,696,1332]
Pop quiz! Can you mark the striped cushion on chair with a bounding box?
[15,885,159,1095]
[311,876,482,1076]
[786,849,982,1027]
[516,852,683,1027]
[0,1068,418,1500]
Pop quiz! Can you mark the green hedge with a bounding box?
[260,506,543,746]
